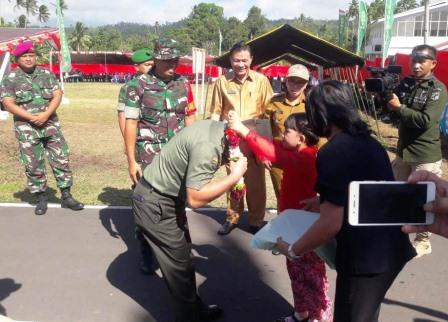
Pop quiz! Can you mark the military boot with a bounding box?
[60,188,84,211]
[34,192,48,216]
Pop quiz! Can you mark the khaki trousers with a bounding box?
[392,156,442,242]
[269,166,283,210]
[225,156,266,226]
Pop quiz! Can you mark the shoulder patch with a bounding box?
[431,89,441,101]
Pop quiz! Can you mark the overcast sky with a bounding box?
[0,0,362,27]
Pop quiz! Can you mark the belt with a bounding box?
[140,177,177,200]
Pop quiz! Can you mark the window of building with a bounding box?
[405,21,414,36]
[415,21,423,36]
[439,21,447,36]
[414,14,423,36]
[398,21,406,36]
[431,21,439,36]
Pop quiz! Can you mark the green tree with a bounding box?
[368,0,385,21]
[244,6,266,39]
[185,3,225,55]
[121,34,158,52]
[69,22,92,51]
[52,0,68,16]
[395,0,419,13]
[37,4,50,27]
[23,0,37,27]
[222,17,248,51]
[162,27,193,55]
[90,28,122,51]
[348,0,359,20]
[17,14,28,28]
[9,0,25,11]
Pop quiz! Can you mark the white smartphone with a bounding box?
[348,181,435,226]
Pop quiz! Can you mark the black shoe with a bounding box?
[249,225,262,234]
[217,221,237,235]
[199,304,223,321]
[61,192,84,211]
[34,193,48,216]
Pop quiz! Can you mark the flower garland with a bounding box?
[225,127,246,201]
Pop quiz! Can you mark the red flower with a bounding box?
[230,183,246,201]
[225,128,240,147]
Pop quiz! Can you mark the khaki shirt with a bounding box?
[266,93,306,140]
[210,69,273,121]
[266,92,327,147]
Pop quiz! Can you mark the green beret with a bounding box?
[131,48,153,64]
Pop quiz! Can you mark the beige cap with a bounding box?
[286,64,309,81]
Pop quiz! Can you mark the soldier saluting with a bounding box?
[1,41,84,215]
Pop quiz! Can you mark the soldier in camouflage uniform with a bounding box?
[117,48,155,275]
[117,48,154,138]
[1,41,84,215]
[124,39,196,185]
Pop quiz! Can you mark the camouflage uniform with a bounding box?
[124,68,196,166]
[1,67,72,193]
[117,82,128,113]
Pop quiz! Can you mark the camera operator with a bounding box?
[387,44,448,257]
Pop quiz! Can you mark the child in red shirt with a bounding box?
[229,111,332,322]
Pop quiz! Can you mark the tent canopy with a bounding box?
[257,53,318,69]
[0,28,59,53]
[215,24,364,69]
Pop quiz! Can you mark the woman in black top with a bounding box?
[276,80,415,322]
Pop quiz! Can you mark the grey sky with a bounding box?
[0,0,359,27]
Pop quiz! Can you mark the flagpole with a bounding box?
[423,0,430,44]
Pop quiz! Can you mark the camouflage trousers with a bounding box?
[16,124,72,193]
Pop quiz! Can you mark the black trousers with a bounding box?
[333,265,404,322]
[132,178,201,322]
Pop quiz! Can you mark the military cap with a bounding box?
[153,38,180,60]
[131,48,153,64]
[13,41,35,58]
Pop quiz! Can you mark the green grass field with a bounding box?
[0,83,277,208]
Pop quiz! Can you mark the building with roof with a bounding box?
[365,0,448,59]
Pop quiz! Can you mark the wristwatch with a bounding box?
[287,244,301,260]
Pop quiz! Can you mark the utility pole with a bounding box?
[423,0,430,44]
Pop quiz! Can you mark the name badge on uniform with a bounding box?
[165,97,171,109]
[227,90,237,95]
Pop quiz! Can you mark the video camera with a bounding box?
[364,65,402,96]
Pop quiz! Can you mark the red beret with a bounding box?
[13,41,35,58]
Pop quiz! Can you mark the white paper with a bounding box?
[251,209,337,269]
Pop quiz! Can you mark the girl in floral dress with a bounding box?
[229,111,332,322]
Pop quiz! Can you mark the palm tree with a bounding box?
[69,22,92,51]
[52,0,68,16]
[37,5,50,27]
[23,0,38,28]
[10,0,25,11]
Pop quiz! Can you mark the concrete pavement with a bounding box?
[0,204,446,322]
